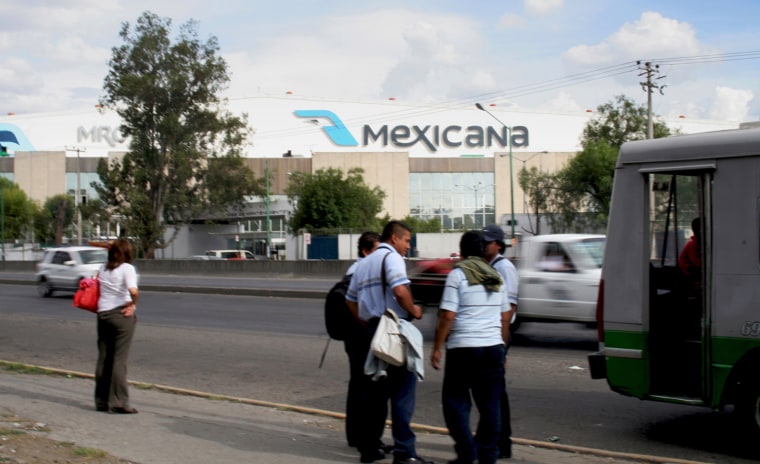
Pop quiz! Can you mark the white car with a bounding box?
[203,249,263,260]
[36,246,108,297]
[515,234,605,328]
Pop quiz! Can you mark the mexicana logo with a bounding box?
[293,110,358,147]
[294,109,530,153]
[0,123,35,156]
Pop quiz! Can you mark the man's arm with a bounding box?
[431,309,455,370]
[346,300,361,322]
[501,309,512,346]
[392,284,422,319]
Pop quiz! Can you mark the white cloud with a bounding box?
[563,12,703,67]
[611,11,701,57]
[524,0,564,16]
[563,43,614,66]
[225,9,485,102]
[711,86,754,121]
[538,91,584,113]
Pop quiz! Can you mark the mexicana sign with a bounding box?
[294,110,529,153]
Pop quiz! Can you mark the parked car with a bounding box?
[203,249,260,260]
[409,234,605,331]
[36,246,108,297]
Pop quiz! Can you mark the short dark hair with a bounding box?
[357,231,380,256]
[381,220,412,243]
[460,230,486,259]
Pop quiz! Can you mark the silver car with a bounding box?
[36,246,108,297]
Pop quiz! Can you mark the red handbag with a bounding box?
[73,278,100,313]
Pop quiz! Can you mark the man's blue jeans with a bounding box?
[442,344,505,464]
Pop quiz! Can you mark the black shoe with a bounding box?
[360,448,386,463]
[498,448,512,459]
[393,457,434,464]
[109,406,138,414]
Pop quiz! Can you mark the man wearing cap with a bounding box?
[481,224,518,459]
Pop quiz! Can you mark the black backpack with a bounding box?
[324,273,359,340]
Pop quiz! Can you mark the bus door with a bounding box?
[646,170,711,400]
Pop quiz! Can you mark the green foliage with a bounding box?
[286,168,386,232]
[0,178,37,241]
[517,166,554,235]
[96,11,262,258]
[541,95,676,233]
[547,141,617,233]
[400,215,442,233]
[582,95,672,150]
[38,194,75,245]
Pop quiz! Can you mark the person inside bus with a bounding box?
[678,217,702,288]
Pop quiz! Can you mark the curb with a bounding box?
[0,360,710,464]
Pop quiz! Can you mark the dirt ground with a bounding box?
[0,412,133,464]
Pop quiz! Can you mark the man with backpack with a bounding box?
[345,220,433,464]
[341,231,381,449]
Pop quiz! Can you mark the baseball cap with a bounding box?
[482,224,505,243]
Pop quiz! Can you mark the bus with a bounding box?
[588,126,760,437]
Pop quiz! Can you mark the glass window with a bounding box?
[66,172,102,202]
[409,172,494,230]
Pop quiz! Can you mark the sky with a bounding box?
[2,0,760,123]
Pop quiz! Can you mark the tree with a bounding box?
[38,194,75,245]
[401,216,442,233]
[0,178,37,242]
[582,94,672,150]
[96,11,262,258]
[286,168,385,232]
[545,95,676,233]
[547,141,617,233]
[517,166,554,235]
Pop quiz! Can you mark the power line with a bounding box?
[247,51,760,144]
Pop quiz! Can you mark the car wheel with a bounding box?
[38,280,53,297]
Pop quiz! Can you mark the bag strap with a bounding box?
[383,308,401,323]
[380,250,391,308]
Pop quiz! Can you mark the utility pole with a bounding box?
[637,61,667,139]
[65,146,86,245]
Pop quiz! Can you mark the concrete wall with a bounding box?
[0,258,354,277]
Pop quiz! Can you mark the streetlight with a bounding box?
[65,146,85,245]
[265,159,271,259]
[513,151,549,213]
[475,103,515,240]
[454,181,494,228]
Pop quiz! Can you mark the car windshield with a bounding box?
[566,238,605,268]
[79,250,108,264]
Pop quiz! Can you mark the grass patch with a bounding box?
[72,446,107,458]
[0,428,27,436]
[0,362,50,375]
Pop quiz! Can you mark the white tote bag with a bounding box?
[370,309,406,366]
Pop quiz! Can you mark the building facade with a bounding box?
[0,96,738,258]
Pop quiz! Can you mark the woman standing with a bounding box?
[95,238,139,414]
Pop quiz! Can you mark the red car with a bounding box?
[408,256,459,307]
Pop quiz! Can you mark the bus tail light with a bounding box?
[596,278,604,342]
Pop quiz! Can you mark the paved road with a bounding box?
[1,276,760,462]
